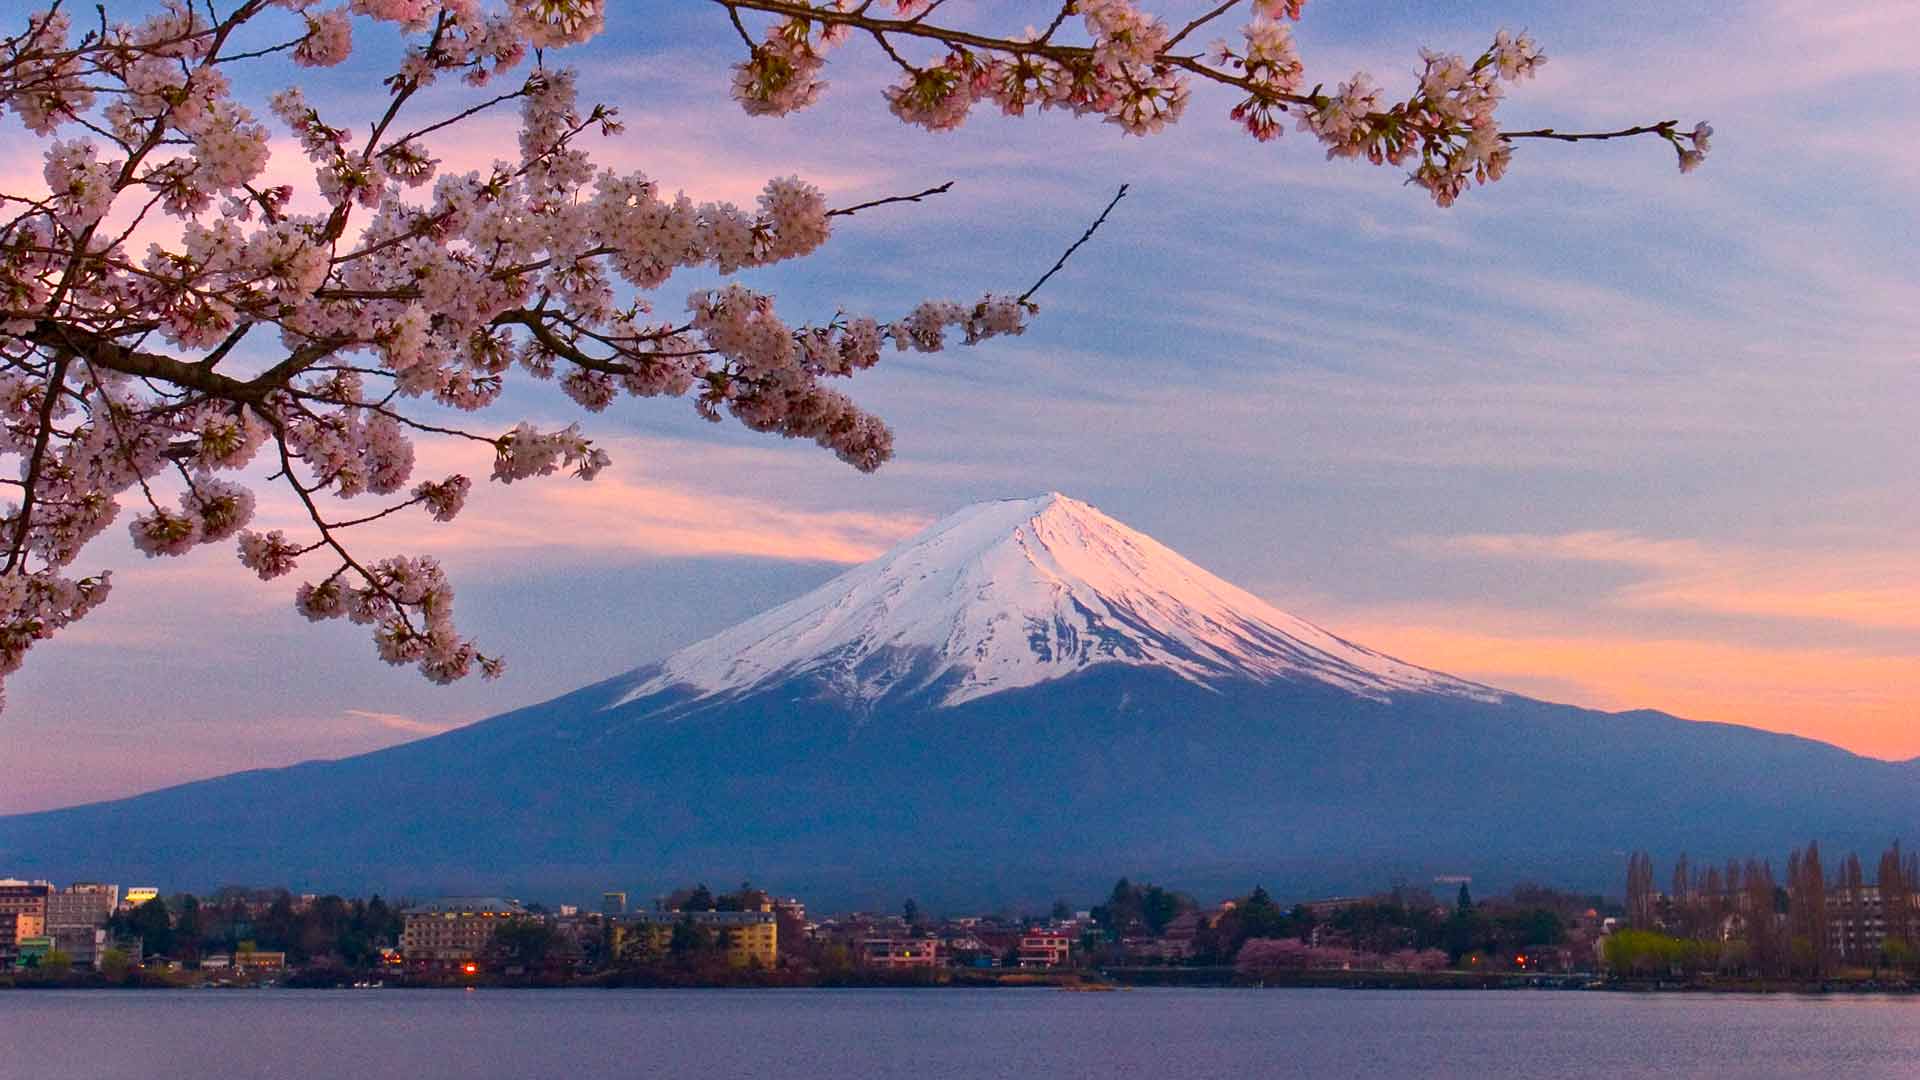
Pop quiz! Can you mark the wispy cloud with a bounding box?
[346,435,927,566]
[1415,530,1920,632]
[343,709,465,736]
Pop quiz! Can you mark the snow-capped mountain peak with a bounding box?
[614,492,1499,710]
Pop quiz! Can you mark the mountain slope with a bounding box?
[616,493,1496,711]
[2,493,1914,909]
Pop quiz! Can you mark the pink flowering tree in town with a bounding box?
[0,0,1710,707]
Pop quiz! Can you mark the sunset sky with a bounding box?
[6,0,1917,814]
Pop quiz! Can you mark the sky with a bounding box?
[4,0,1918,814]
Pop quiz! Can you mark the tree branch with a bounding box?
[1020,184,1127,305]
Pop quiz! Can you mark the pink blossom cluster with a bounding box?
[1235,937,1451,972]
[1382,947,1451,972]
[1675,122,1713,174]
[733,0,1199,136]
[0,567,111,711]
[1234,937,1358,971]
[296,553,499,682]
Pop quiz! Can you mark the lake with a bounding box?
[4,988,1919,1078]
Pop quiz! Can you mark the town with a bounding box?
[6,841,1920,991]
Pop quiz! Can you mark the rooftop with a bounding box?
[402,897,527,916]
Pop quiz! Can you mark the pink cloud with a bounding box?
[1330,609,1920,762]
[343,708,465,736]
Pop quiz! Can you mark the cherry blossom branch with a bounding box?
[713,0,1713,192]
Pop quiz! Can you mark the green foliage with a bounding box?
[110,897,174,957]
[1497,908,1565,948]
[669,918,715,958]
[1092,878,1196,938]
[1602,930,1717,977]
[40,949,72,978]
[97,887,408,969]
[617,925,664,968]
[1881,938,1916,973]
[490,920,560,970]
[98,948,131,982]
[1329,902,1437,955]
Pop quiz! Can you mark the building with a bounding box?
[0,880,52,968]
[1826,886,1920,959]
[771,896,809,949]
[121,887,160,910]
[863,937,942,969]
[1301,896,1371,919]
[46,883,119,930]
[629,910,778,968]
[0,879,52,920]
[400,897,529,968]
[51,926,108,970]
[601,892,628,917]
[1,912,46,968]
[1017,929,1072,968]
[13,935,53,969]
[237,951,288,974]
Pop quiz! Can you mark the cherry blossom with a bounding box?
[0,1,1708,709]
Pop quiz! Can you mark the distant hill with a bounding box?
[5,494,1913,910]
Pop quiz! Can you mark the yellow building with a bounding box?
[236,950,287,973]
[629,910,778,968]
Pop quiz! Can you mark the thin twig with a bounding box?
[1019,184,1127,305]
[827,180,954,218]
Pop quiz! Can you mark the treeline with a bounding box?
[1614,841,1920,979]
[1086,878,1588,969]
[107,888,405,966]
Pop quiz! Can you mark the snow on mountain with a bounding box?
[614,493,1501,711]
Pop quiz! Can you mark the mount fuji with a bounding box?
[4,493,1918,909]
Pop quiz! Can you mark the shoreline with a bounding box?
[10,969,1919,995]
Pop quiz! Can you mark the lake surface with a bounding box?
[5,988,1920,1078]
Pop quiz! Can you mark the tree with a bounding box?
[115,896,174,958]
[98,947,131,982]
[902,898,920,926]
[1139,886,1186,935]
[668,917,715,963]
[0,1,1708,707]
[38,948,73,979]
[1743,859,1781,977]
[1879,842,1915,968]
[1785,842,1827,977]
[171,894,202,963]
[1625,852,1656,930]
[490,919,558,971]
[1667,854,1699,939]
